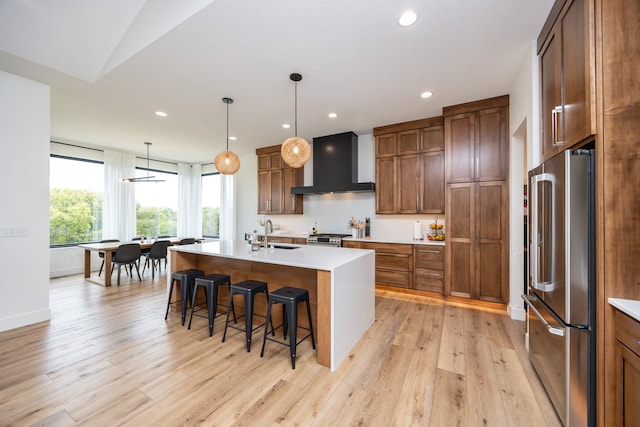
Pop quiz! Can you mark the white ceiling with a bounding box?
[0,0,553,164]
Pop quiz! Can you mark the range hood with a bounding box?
[290,131,376,195]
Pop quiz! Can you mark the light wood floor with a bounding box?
[0,271,562,426]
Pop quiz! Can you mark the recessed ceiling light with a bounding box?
[399,10,417,27]
[229,136,237,141]
[421,91,433,99]
[328,113,338,118]
[282,124,291,129]
[155,111,167,117]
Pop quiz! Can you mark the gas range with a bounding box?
[306,233,350,247]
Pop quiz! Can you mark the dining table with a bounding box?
[78,238,199,287]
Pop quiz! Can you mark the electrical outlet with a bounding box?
[0,227,30,238]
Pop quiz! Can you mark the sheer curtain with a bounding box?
[103,150,136,241]
[219,174,236,240]
[177,163,202,238]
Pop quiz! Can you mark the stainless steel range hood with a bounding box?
[290,131,376,195]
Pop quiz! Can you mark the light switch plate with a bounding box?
[0,227,30,237]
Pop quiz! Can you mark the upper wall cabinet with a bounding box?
[444,95,509,183]
[538,0,596,161]
[374,116,445,215]
[256,145,303,215]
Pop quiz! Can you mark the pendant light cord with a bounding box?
[294,81,298,137]
[226,101,230,150]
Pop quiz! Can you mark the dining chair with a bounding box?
[142,240,171,278]
[111,243,142,285]
[98,239,119,277]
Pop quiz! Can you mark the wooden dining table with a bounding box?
[78,238,199,287]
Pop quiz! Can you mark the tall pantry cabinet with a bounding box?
[444,95,509,303]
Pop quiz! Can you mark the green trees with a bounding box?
[136,205,177,238]
[202,206,220,237]
[50,188,102,245]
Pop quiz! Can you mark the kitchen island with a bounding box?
[169,240,375,370]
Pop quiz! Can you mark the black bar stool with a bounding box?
[165,269,204,325]
[188,273,236,336]
[222,280,273,352]
[260,286,316,369]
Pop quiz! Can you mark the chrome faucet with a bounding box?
[264,219,273,248]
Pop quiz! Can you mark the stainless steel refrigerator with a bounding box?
[523,147,595,427]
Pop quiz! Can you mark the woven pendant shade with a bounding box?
[281,136,311,168]
[214,150,240,175]
[281,73,310,169]
[213,97,240,175]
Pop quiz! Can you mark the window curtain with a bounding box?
[219,174,236,240]
[102,150,136,241]
[177,163,202,238]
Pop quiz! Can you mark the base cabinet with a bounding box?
[414,245,444,293]
[614,309,640,427]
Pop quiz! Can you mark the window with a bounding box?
[202,173,221,237]
[135,168,178,238]
[49,155,104,246]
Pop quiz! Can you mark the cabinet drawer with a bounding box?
[267,237,294,244]
[414,245,444,269]
[376,269,411,288]
[615,309,640,357]
[376,253,412,271]
[414,268,444,293]
[361,242,413,255]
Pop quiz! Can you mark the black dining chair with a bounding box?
[98,239,119,277]
[111,243,142,285]
[178,238,196,245]
[142,240,171,278]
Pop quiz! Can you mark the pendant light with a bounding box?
[214,97,240,175]
[122,142,165,182]
[281,73,311,168]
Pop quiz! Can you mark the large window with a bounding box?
[135,168,178,238]
[202,173,221,237]
[49,155,104,245]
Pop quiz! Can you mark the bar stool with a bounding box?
[188,273,236,337]
[165,269,204,325]
[222,280,273,352]
[260,286,316,369]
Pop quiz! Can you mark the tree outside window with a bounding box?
[202,173,221,237]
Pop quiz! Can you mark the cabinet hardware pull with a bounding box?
[419,249,440,254]
[420,272,441,277]
[551,105,563,145]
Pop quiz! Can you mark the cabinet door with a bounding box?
[398,154,419,213]
[445,183,474,298]
[540,29,563,161]
[269,169,283,213]
[615,341,640,427]
[375,134,396,157]
[420,125,444,152]
[476,107,507,181]
[376,156,397,214]
[446,113,475,183]
[282,168,302,214]
[419,151,444,214]
[397,129,420,154]
[475,181,508,302]
[561,0,595,147]
[257,171,270,213]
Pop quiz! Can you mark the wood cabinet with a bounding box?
[351,242,413,289]
[256,145,303,214]
[614,309,640,427]
[444,96,508,183]
[538,0,595,161]
[414,245,444,293]
[444,96,509,304]
[374,116,445,214]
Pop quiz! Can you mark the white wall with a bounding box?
[0,71,51,331]
[507,41,540,321]
[235,133,445,241]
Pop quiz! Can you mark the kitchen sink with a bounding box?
[271,244,300,250]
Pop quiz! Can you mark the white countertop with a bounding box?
[170,240,374,272]
[343,236,445,246]
[609,298,640,322]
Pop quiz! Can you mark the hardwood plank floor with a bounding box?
[0,273,562,426]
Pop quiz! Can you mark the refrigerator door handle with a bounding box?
[523,295,565,337]
[530,172,556,292]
